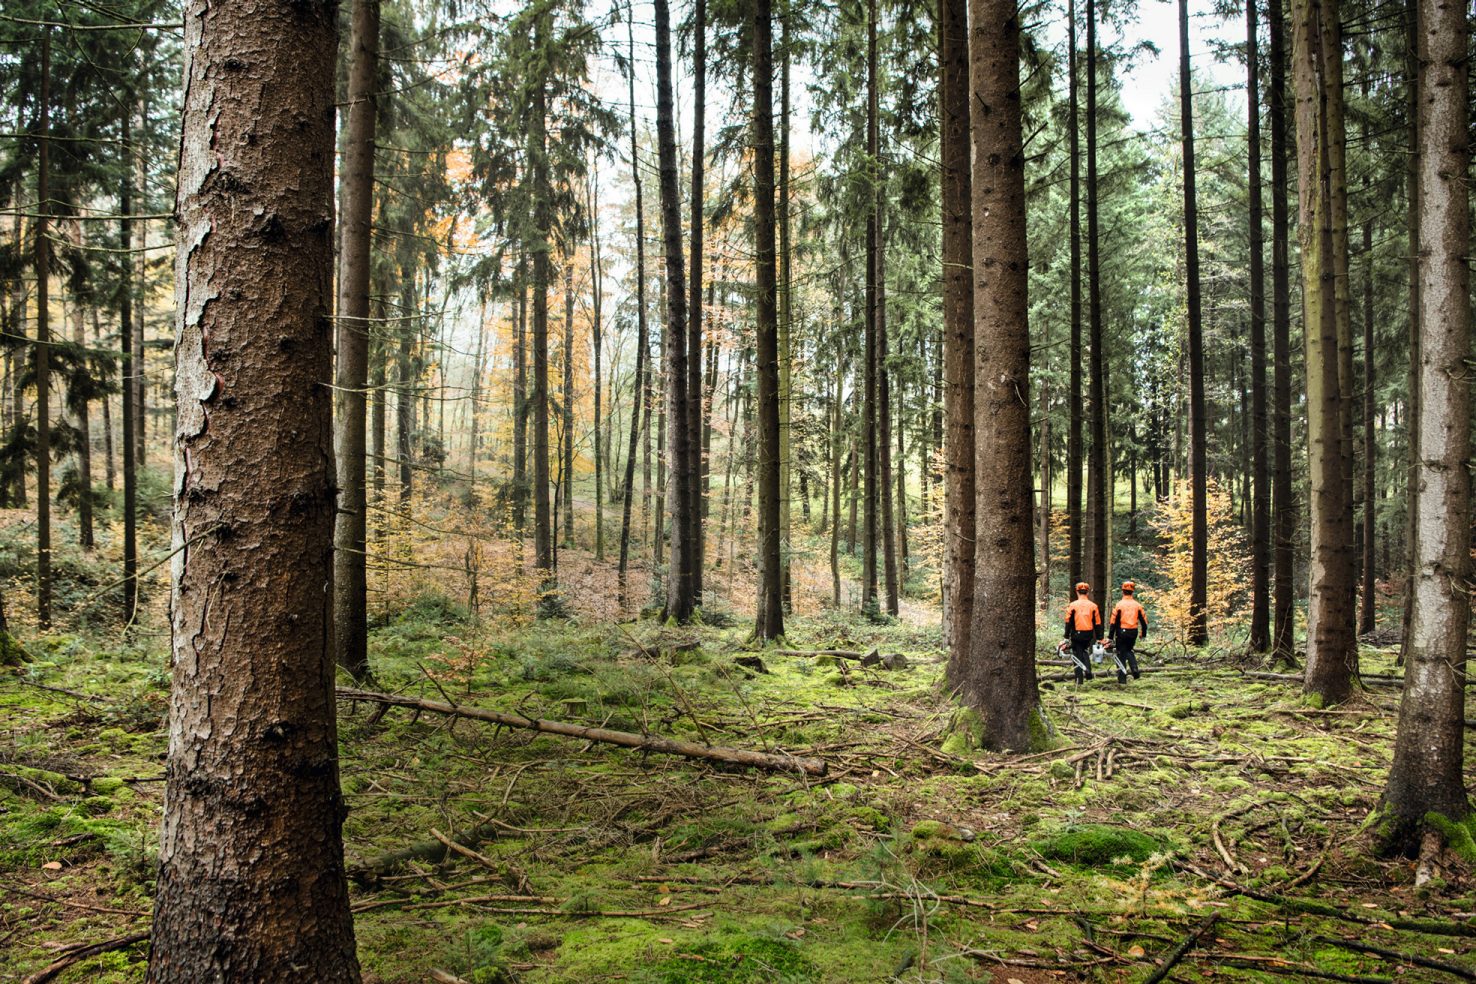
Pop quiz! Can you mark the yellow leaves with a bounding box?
[1149,476,1251,642]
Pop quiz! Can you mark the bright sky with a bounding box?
[1115,0,1250,130]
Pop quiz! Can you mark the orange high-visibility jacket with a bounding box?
[1064,597,1101,634]
[1111,598,1148,633]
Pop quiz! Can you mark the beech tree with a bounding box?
[149,1,359,979]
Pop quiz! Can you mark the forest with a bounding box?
[0,0,1472,979]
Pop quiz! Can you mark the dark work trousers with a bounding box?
[1115,628,1141,679]
[1069,630,1096,683]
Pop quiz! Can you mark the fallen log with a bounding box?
[336,688,827,777]
[773,648,865,661]
[21,931,150,984]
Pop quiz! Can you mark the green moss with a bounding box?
[1425,812,1476,864]
[634,934,815,983]
[1031,824,1162,868]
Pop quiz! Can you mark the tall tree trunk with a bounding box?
[34,29,52,628]
[118,108,137,626]
[961,0,1042,750]
[896,377,909,584]
[1180,0,1209,645]
[1358,94,1376,636]
[1382,0,1469,850]
[562,261,575,548]
[531,20,555,589]
[333,0,380,681]
[591,172,606,562]
[396,277,415,509]
[1066,0,1083,589]
[132,93,148,473]
[617,12,650,602]
[830,358,844,606]
[1399,0,1420,661]
[778,13,793,612]
[1293,0,1358,703]
[67,225,94,551]
[688,0,707,604]
[1247,0,1271,652]
[863,0,881,613]
[655,0,693,622]
[752,0,784,640]
[940,0,974,659]
[148,2,360,977]
[370,297,386,512]
[513,260,528,531]
[95,313,115,492]
[1085,0,1107,614]
[1038,351,1052,606]
[1269,0,1296,664]
[879,216,899,615]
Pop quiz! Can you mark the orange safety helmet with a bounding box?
[1075,582,1090,594]
[1122,581,1135,593]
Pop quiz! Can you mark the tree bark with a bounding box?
[333,0,380,681]
[1399,0,1420,661]
[655,0,693,622]
[1066,0,1083,589]
[1180,0,1208,645]
[1247,0,1271,652]
[1293,0,1358,703]
[1382,0,1469,849]
[67,224,93,551]
[590,173,606,562]
[862,0,880,614]
[531,17,555,590]
[34,29,52,627]
[688,0,707,604]
[617,12,650,604]
[940,0,975,662]
[148,2,360,978]
[1358,93,1376,636]
[1085,0,1107,614]
[778,16,794,612]
[118,111,138,626]
[752,0,784,640]
[1268,0,1297,664]
[514,258,528,532]
[961,0,1043,751]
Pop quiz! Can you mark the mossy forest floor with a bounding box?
[4,571,1476,982]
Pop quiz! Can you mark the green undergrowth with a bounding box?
[3,582,1475,982]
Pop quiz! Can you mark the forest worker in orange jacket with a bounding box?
[1063,582,1102,684]
[1108,582,1148,683]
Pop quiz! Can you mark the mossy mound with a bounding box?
[1031,823,1162,868]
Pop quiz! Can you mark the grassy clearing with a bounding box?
[1,524,1473,981]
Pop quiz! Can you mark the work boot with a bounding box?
[1117,669,1127,684]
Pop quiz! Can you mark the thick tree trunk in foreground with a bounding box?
[960,0,1042,751]
[752,0,784,641]
[1180,0,1208,645]
[1268,0,1296,664]
[1382,0,1470,850]
[1247,0,1271,653]
[148,3,360,979]
[655,0,694,623]
[940,0,975,665]
[1399,0,1420,661]
[333,0,380,681]
[1292,0,1358,703]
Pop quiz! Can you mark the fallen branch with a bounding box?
[20,931,150,984]
[336,688,827,776]
[1143,913,1217,984]
[773,648,864,660]
[349,820,507,886]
